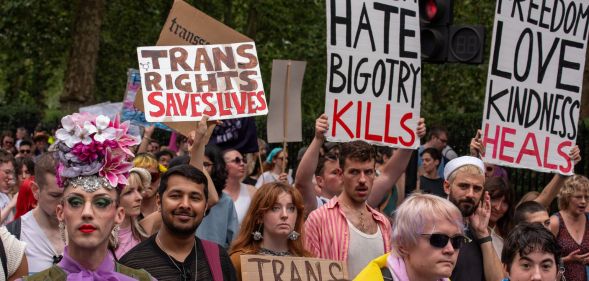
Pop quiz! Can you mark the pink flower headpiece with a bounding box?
[53,112,139,191]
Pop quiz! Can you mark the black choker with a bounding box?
[259,248,291,257]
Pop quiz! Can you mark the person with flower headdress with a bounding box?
[22,113,153,280]
[255,148,293,188]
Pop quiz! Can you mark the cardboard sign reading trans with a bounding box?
[134,0,254,135]
[481,0,587,175]
[137,43,267,122]
[240,255,348,281]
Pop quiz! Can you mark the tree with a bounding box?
[60,0,105,113]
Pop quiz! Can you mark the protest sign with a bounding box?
[121,69,170,131]
[134,0,254,136]
[136,43,268,122]
[481,0,588,175]
[240,255,348,281]
[267,60,306,144]
[324,0,421,148]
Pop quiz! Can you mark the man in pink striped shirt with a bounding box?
[304,140,392,278]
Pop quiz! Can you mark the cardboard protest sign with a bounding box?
[481,0,588,175]
[121,69,170,131]
[240,255,348,281]
[134,0,254,136]
[79,102,122,119]
[324,0,421,148]
[136,43,268,122]
[267,60,306,143]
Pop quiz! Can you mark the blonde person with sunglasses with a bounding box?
[22,112,153,280]
[355,193,466,281]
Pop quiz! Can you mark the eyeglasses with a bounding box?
[150,172,160,183]
[19,149,31,154]
[276,157,286,161]
[203,162,214,169]
[421,233,471,250]
[3,141,13,145]
[226,157,246,165]
[63,195,115,210]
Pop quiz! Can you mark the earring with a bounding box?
[111,224,120,249]
[58,221,66,244]
[288,231,300,241]
[252,224,263,241]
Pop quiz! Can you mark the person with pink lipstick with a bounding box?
[549,174,589,281]
[355,193,466,281]
[22,113,153,280]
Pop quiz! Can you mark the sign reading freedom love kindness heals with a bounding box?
[481,0,588,174]
[325,0,421,149]
[137,43,267,122]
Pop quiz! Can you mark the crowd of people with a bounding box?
[0,112,583,281]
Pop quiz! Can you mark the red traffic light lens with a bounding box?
[426,0,438,21]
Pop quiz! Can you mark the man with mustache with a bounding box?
[120,164,237,281]
[443,156,504,281]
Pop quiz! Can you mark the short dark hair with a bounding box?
[155,149,175,161]
[420,147,441,162]
[338,140,376,169]
[513,201,547,226]
[427,127,447,141]
[158,164,208,201]
[501,223,561,271]
[34,153,57,190]
[204,145,227,196]
[315,151,338,176]
[19,139,33,148]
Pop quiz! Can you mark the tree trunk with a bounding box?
[60,0,105,113]
[224,0,233,27]
[245,0,258,39]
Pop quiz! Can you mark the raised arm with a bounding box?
[136,125,155,154]
[368,118,426,208]
[469,192,506,281]
[295,114,328,213]
[189,116,220,207]
[534,145,581,208]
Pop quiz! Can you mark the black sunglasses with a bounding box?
[150,171,160,183]
[421,233,471,250]
[227,157,246,165]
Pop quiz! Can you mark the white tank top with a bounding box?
[233,183,252,226]
[346,219,384,278]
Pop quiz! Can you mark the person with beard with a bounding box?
[119,164,237,281]
[305,140,393,278]
[442,156,504,281]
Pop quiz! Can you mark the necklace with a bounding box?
[341,201,368,232]
[259,247,291,256]
[157,233,197,281]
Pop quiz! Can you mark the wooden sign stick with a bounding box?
[281,61,292,174]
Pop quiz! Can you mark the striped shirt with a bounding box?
[304,196,392,262]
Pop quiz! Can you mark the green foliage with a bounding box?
[1,0,498,147]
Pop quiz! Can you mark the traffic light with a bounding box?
[419,0,485,64]
[447,25,485,64]
[419,0,453,63]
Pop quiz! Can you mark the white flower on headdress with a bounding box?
[93,115,116,143]
[78,121,97,145]
[55,115,82,147]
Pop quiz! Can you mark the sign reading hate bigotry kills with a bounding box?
[137,43,267,122]
[324,0,421,149]
[481,0,588,174]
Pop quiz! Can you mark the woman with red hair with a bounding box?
[229,182,312,280]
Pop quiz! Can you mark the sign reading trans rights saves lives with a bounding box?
[136,43,268,122]
[482,0,588,175]
[324,0,421,149]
